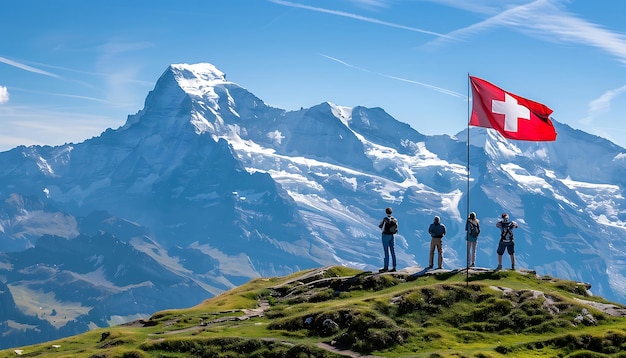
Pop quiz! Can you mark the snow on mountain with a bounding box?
[0,62,625,348]
[457,125,626,298]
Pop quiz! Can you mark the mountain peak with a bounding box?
[119,62,233,134]
[168,63,228,95]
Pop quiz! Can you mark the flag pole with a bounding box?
[466,74,471,286]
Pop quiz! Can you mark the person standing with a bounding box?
[465,212,480,267]
[496,213,518,270]
[378,207,398,273]
[427,216,446,269]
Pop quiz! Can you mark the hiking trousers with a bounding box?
[382,234,396,270]
[429,237,443,268]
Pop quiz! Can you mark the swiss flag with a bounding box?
[469,76,557,141]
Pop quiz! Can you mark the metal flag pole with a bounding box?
[466,74,471,286]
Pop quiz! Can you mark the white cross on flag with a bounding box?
[469,76,557,141]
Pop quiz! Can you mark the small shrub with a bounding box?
[373,298,395,315]
[455,331,486,343]
[397,291,440,315]
[309,288,335,303]
[524,318,570,334]
[422,331,443,341]
[459,321,499,333]
[518,298,544,315]
[556,282,591,297]
[264,309,287,319]
[495,345,510,354]
[472,299,512,322]
[362,274,400,291]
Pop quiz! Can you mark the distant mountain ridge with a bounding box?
[0,62,625,348]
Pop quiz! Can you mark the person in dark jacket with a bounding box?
[377,207,398,273]
[427,216,446,269]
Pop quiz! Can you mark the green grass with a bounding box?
[1,266,625,357]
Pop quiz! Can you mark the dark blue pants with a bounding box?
[382,234,396,269]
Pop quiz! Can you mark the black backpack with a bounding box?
[468,221,480,237]
[383,217,398,235]
[500,222,514,241]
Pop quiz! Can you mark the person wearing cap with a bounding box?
[496,213,518,270]
[427,215,446,269]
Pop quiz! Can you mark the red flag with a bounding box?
[469,76,556,141]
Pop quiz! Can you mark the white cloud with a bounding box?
[0,105,122,151]
[10,86,109,104]
[268,0,452,38]
[425,0,626,64]
[424,0,534,14]
[0,86,8,104]
[321,54,466,99]
[347,0,389,10]
[581,85,626,125]
[95,40,156,109]
[0,56,61,79]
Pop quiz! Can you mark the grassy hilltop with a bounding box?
[2,266,626,358]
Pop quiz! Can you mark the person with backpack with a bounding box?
[496,213,518,270]
[465,212,480,268]
[378,207,398,273]
[427,216,446,269]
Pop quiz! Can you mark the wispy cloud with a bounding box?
[321,54,465,99]
[94,39,157,108]
[0,105,122,151]
[268,0,453,39]
[418,0,506,14]
[347,0,389,10]
[425,0,626,64]
[321,55,374,74]
[581,85,626,125]
[0,86,8,104]
[97,40,153,63]
[10,86,110,104]
[0,56,62,79]
[19,59,154,87]
[425,0,555,47]
[531,14,626,65]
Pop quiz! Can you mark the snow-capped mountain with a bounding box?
[1,62,625,348]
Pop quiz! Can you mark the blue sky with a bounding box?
[1,0,626,151]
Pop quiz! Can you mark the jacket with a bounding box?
[428,222,446,238]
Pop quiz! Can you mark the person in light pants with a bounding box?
[465,212,480,267]
[427,216,446,269]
